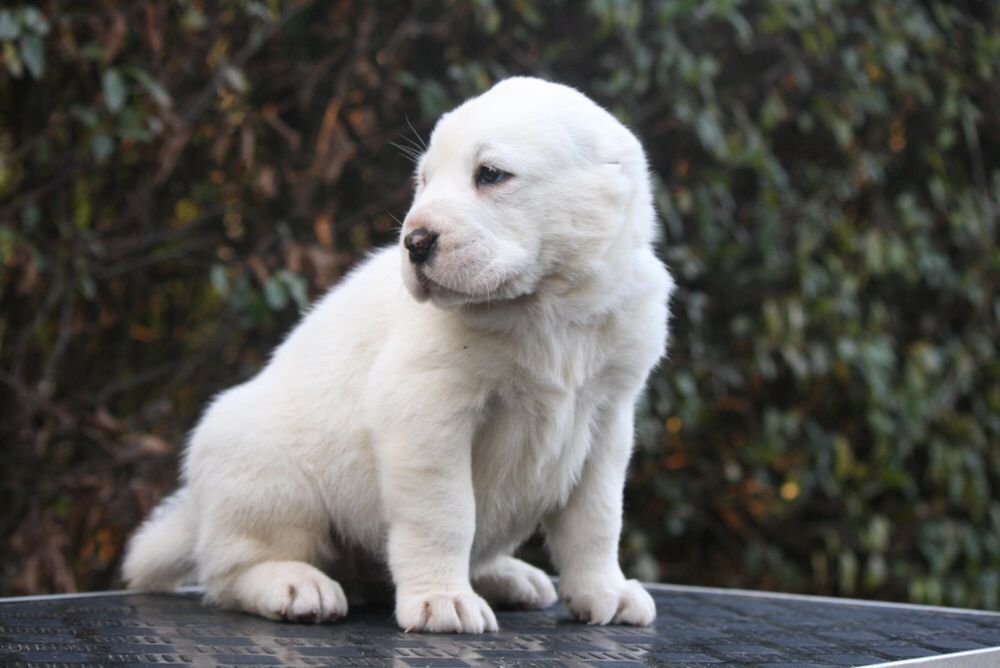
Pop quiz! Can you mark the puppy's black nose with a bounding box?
[404,228,438,264]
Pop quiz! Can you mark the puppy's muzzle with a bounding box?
[404,228,438,265]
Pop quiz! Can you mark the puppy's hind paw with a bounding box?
[473,556,558,610]
[234,561,348,623]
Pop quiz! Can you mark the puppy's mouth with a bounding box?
[414,263,519,306]
[414,265,433,290]
[414,265,448,297]
[416,265,475,302]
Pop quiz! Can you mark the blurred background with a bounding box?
[1,1,998,609]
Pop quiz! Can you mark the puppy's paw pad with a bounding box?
[473,557,557,610]
[397,590,498,634]
[251,564,347,623]
[562,578,655,627]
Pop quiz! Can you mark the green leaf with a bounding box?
[181,8,208,31]
[102,68,127,113]
[20,6,50,36]
[0,9,20,40]
[263,276,287,310]
[72,178,91,229]
[694,110,726,158]
[19,34,43,79]
[128,68,172,107]
[210,265,230,298]
[221,65,248,93]
[90,134,113,162]
[2,40,22,77]
[726,11,753,47]
[277,270,309,312]
[77,271,96,300]
[478,4,501,34]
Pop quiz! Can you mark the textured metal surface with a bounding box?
[2,585,999,667]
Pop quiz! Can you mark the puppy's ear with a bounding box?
[600,160,631,197]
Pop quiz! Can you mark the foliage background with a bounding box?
[1,1,998,609]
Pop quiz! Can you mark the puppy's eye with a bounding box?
[476,165,510,186]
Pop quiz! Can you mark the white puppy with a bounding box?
[123,77,674,633]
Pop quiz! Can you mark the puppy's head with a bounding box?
[400,77,653,309]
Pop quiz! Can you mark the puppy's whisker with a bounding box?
[389,140,423,164]
[405,115,428,150]
[396,128,429,158]
[386,210,405,232]
[397,135,424,154]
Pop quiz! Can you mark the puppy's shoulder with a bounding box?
[597,249,673,378]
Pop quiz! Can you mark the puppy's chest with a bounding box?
[471,341,616,515]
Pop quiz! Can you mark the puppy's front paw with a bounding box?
[561,577,656,626]
[235,561,348,623]
[396,589,499,633]
[473,556,558,610]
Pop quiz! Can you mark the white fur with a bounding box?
[122,77,674,633]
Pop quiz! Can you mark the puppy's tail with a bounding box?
[122,488,197,591]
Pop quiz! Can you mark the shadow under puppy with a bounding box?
[123,77,674,633]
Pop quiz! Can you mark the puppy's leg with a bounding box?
[472,556,557,610]
[379,419,497,633]
[194,487,348,623]
[544,403,656,626]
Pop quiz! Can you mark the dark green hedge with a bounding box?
[1,1,998,608]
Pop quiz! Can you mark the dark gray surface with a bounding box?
[1,584,999,666]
